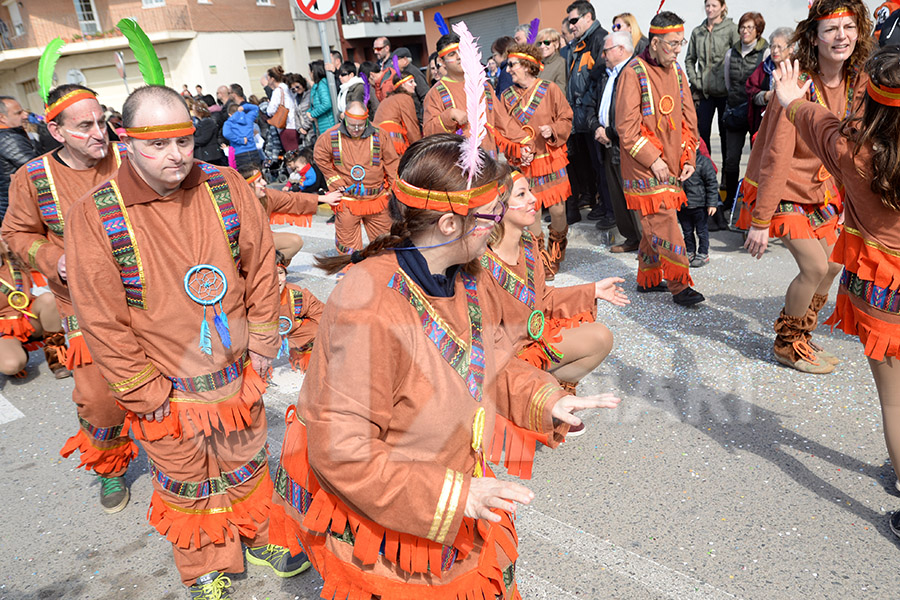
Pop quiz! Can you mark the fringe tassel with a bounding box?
[289,349,312,372]
[30,270,47,287]
[147,471,273,550]
[122,408,182,442]
[771,216,820,241]
[65,335,93,369]
[734,180,758,229]
[637,257,693,288]
[532,180,569,209]
[270,213,314,227]
[487,414,548,479]
[825,293,900,362]
[338,194,389,217]
[0,315,35,343]
[491,125,522,160]
[624,189,687,216]
[528,146,568,176]
[59,428,139,476]
[831,229,900,290]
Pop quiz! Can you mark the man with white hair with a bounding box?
[588,30,642,253]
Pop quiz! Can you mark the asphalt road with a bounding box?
[1,209,898,600]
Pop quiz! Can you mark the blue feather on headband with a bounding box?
[435,12,450,36]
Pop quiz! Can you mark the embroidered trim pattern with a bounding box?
[388,269,485,401]
[26,156,65,237]
[109,363,158,393]
[650,233,688,256]
[501,80,549,126]
[248,320,278,332]
[774,200,839,229]
[630,58,684,117]
[151,446,267,499]
[93,180,147,309]
[165,355,246,393]
[198,163,242,271]
[841,270,900,314]
[480,234,536,309]
[78,416,125,441]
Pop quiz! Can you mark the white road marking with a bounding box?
[0,393,25,425]
[517,506,738,600]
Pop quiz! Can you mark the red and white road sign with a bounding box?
[294,0,340,21]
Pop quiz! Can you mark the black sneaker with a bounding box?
[245,544,311,578]
[672,287,706,306]
[98,475,129,514]
[188,571,232,599]
[586,205,605,220]
[637,283,668,293]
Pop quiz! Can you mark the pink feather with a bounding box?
[451,21,487,188]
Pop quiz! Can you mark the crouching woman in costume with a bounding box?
[482,170,628,441]
[274,250,324,372]
[0,236,69,378]
[772,48,900,536]
[268,134,620,599]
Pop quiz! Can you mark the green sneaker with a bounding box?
[245,544,310,578]
[188,571,231,599]
[98,475,129,514]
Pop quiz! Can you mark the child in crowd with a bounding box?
[283,149,317,193]
[274,251,324,372]
[677,142,720,268]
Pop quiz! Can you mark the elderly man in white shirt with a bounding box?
[590,30,642,253]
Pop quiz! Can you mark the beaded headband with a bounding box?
[438,43,460,58]
[125,122,196,139]
[649,24,685,35]
[45,89,97,121]
[394,179,501,215]
[245,171,263,183]
[815,8,854,19]
[394,74,415,89]
[508,52,544,71]
[867,80,900,107]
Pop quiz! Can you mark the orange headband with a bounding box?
[344,109,369,120]
[45,89,97,121]
[394,74,414,89]
[245,171,263,184]
[649,24,685,35]
[816,8,854,19]
[393,179,500,215]
[867,80,900,107]
[510,170,525,182]
[125,122,196,139]
[508,52,544,71]
[438,43,460,58]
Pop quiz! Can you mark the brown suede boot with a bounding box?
[804,293,840,365]
[543,226,568,281]
[43,332,72,379]
[533,231,550,274]
[773,310,834,374]
[556,379,584,436]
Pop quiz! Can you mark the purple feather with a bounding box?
[392,54,401,80]
[435,12,450,36]
[527,18,540,44]
[360,72,370,106]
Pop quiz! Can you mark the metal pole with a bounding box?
[317,20,340,123]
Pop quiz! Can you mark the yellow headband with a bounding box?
[394,74,415,89]
[393,179,500,215]
[508,52,544,71]
[125,122,196,139]
[45,89,97,121]
[438,43,460,58]
[245,171,263,183]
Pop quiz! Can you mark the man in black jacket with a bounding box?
[564,0,610,226]
[0,96,36,222]
[586,31,642,252]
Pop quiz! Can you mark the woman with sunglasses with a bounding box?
[535,28,568,92]
[499,43,574,280]
[269,134,619,598]
[612,13,649,56]
[740,0,872,374]
[482,170,627,440]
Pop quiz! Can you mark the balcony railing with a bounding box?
[5,5,191,51]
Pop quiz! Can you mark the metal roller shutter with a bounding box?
[449,4,518,60]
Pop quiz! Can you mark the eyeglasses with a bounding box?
[373,46,384,51]
[507,60,521,69]
[660,39,688,50]
[538,39,555,46]
[339,72,352,77]
[567,14,584,26]
[612,23,623,31]
[601,44,622,55]
[291,86,301,91]
[739,25,756,32]
[471,202,507,223]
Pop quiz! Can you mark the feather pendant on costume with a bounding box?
[392,54,402,80]
[199,315,212,355]
[214,308,232,349]
[116,18,165,85]
[360,72,370,107]
[435,12,450,36]
[656,0,667,13]
[277,335,289,360]
[38,38,65,105]
[526,18,540,44]
[451,21,487,187]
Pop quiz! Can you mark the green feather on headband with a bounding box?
[116,18,165,86]
[38,37,65,105]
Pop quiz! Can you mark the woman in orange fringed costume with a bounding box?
[499,43,573,280]
[274,251,323,373]
[740,0,872,374]
[482,171,627,443]
[268,134,620,599]
[0,237,69,378]
[373,69,422,157]
[772,47,900,538]
[240,164,342,264]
